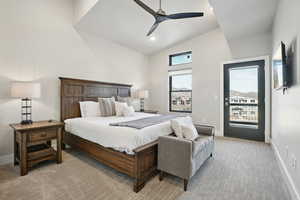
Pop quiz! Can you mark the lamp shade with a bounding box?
[11,82,41,98]
[138,90,149,99]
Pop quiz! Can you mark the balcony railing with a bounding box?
[229,103,258,125]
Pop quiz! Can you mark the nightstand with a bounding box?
[140,110,159,114]
[10,120,64,176]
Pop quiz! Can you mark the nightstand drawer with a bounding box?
[28,129,57,143]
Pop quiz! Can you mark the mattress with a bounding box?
[64,112,173,154]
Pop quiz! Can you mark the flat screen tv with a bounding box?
[273,42,289,90]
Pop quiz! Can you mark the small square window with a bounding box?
[169,51,192,66]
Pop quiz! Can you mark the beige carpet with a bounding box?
[0,138,291,200]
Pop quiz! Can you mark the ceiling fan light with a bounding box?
[149,36,156,41]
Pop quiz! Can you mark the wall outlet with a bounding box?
[291,154,297,170]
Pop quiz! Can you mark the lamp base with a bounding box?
[21,120,33,125]
[140,98,145,112]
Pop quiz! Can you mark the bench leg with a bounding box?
[184,179,189,191]
[159,171,164,181]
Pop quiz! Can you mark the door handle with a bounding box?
[225,102,229,106]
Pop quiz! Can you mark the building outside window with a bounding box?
[169,69,192,113]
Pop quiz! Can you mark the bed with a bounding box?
[60,77,172,192]
[64,113,172,155]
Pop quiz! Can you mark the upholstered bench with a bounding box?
[158,124,215,191]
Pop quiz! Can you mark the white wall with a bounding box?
[148,29,232,135]
[77,29,149,90]
[229,32,272,59]
[0,0,149,157]
[272,0,300,199]
[73,0,99,23]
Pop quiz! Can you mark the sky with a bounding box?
[171,53,192,65]
[229,66,258,93]
[172,74,192,90]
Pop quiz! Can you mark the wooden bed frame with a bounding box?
[60,77,158,193]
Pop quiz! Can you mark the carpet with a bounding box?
[0,138,291,200]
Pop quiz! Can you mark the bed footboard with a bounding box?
[133,141,159,192]
[63,131,158,193]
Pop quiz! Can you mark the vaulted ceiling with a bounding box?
[209,0,279,40]
[74,0,279,55]
[74,0,218,55]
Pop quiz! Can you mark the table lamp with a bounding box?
[138,90,149,112]
[11,82,41,125]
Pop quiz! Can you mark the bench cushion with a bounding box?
[192,135,214,157]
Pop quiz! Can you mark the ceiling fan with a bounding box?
[134,0,204,36]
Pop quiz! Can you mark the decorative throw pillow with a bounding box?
[170,119,183,138]
[171,116,193,138]
[182,116,193,125]
[98,97,116,116]
[117,96,140,111]
[123,105,135,117]
[79,101,101,118]
[181,123,199,140]
[115,102,128,116]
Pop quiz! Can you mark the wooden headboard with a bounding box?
[60,77,132,121]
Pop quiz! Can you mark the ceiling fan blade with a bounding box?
[147,22,160,36]
[134,0,157,16]
[167,12,204,19]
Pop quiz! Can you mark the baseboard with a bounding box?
[214,129,222,137]
[271,141,300,200]
[0,154,13,166]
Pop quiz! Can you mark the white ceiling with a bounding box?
[209,0,279,40]
[75,0,218,55]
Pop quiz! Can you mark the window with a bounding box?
[169,51,192,66]
[169,70,192,113]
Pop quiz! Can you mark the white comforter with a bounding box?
[64,113,172,154]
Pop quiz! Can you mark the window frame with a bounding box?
[169,51,192,66]
[169,73,192,113]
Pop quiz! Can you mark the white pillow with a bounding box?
[170,119,183,138]
[117,96,140,111]
[123,106,135,117]
[181,123,199,140]
[79,101,89,117]
[182,116,193,125]
[115,102,128,116]
[171,116,193,138]
[79,101,101,118]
